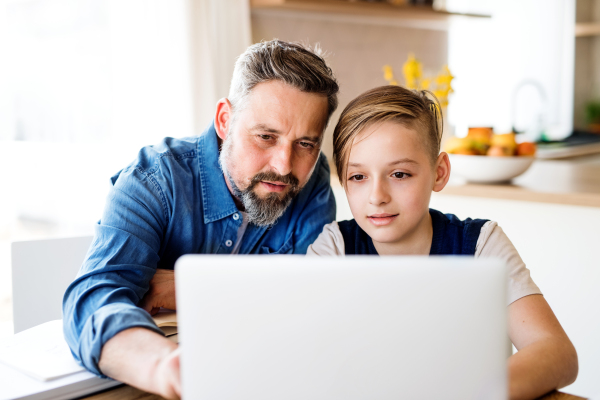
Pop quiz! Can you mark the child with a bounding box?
[308,85,578,400]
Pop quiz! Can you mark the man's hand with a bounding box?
[99,328,181,399]
[140,269,176,315]
[154,347,181,399]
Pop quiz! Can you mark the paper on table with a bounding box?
[0,359,119,400]
[0,320,85,382]
[153,309,177,327]
[160,326,178,336]
[0,311,178,384]
[154,310,178,342]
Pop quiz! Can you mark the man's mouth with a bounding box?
[260,181,289,193]
[367,213,399,226]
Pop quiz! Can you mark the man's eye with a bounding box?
[349,174,365,181]
[259,134,272,140]
[393,172,409,179]
[299,141,314,149]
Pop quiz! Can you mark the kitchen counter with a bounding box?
[442,153,600,208]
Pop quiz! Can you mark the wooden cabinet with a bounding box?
[575,22,600,37]
[250,0,489,23]
[574,0,600,129]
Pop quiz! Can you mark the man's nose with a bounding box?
[270,144,293,177]
[368,178,391,206]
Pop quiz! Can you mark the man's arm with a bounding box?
[139,269,177,315]
[63,152,172,383]
[508,294,578,400]
[99,328,181,399]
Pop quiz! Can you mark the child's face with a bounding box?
[345,121,447,249]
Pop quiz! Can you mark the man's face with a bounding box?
[218,80,329,226]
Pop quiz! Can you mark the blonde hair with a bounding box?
[333,85,443,186]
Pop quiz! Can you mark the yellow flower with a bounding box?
[403,53,422,81]
[421,78,432,90]
[383,56,455,108]
[383,65,395,81]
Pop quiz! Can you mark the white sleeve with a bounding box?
[306,221,346,256]
[475,221,542,305]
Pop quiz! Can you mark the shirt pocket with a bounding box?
[259,234,294,254]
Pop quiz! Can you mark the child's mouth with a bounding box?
[367,213,399,226]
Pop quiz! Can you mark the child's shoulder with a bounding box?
[431,208,489,228]
[308,219,378,256]
[429,208,490,255]
[306,221,346,256]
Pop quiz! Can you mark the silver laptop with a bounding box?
[176,255,508,400]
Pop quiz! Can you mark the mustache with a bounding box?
[243,171,300,227]
[248,171,300,189]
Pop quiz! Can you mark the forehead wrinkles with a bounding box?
[242,85,327,137]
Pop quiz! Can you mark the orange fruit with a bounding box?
[516,142,536,156]
[487,145,513,157]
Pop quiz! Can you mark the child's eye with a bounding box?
[392,172,410,179]
[349,174,365,181]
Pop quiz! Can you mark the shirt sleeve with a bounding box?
[474,221,542,305]
[307,222,345,256]
[292,153,337,254]
[62,162,167,377]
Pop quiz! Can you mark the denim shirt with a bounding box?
[62,122,336,376]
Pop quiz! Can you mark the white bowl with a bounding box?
[448,154,535,183]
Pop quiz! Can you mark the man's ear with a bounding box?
[214,98,233,141]
[432,152,451,192]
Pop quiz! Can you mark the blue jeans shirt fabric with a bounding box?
[62,122,336,376]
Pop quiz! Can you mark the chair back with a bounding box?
[11,236,93,333]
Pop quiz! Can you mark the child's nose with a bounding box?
[368,179,391,206]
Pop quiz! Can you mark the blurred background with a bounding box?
[1,0,599,396]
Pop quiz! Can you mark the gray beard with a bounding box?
[219,136,301,227]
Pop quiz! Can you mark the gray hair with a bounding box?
[228,39,339,127]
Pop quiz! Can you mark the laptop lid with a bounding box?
[176,255,507,400]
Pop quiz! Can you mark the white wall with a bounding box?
[0,0,196,235]
[446,0,575,139]
[1,0,194,145]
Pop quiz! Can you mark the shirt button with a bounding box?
[233,213,240,221]
[225,240,233,247]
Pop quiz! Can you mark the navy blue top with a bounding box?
[338,209,488,256]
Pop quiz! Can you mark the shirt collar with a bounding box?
[198,121,240,223]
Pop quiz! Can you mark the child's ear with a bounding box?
[432,152,451,192]
[214,98,233,141]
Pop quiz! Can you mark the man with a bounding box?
[63,40,339,399]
